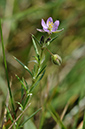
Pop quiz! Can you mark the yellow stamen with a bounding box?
[48,21,54,31]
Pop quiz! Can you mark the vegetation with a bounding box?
[0,0,85,128]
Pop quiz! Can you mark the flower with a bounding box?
[37,17,60,34]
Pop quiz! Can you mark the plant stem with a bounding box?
[0,19,16,118]
[45,47,54,56]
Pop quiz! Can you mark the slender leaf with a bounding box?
[19,108,42,128]
[24,79,29,90]
[24,119,37,129]
[21,84,24,101]
[5,106,15,129]
[23,96,30,110]
[17,102,23,111]
[83,112,85,129]
[32,34,41,47]
[46,35,58,46]
[15,75,27,91]
[6,106,14,123]
[48,104,67,129]
[23,70,45,108]
[14,56,33,77]
[28,60,38,64]
[30,70,45,92]
[46,28,64,46]
[48,107,58,123]
[36,65,46,79]
[32,36,40,58]
[8,103,31,129]
[39,108,45,129]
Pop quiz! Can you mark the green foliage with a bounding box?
[14,56,33,77]
[32,36,40,59]
[24,119,37,129]
[83,112,85,129]
[20,108,41,128]
[0,0,85,129]
[48,104,67,129]
[0,19,16,119]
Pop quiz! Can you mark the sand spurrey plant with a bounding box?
[0,17,63,129]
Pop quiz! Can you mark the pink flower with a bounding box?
[37,17,60,34]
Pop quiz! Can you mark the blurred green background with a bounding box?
[0,0,85,129]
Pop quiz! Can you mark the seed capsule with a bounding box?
[51,54,62,66]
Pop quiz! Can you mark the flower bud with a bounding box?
[45,37,51,43]
[40,35,44,44]
[51,54,62,66]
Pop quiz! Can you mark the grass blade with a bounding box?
[0,19,15,118]
[82,112,85,129]
[48,104,67,129]
[19,108,42,128]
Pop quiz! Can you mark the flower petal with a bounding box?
[46,17,53,27]
[53,28,64,33]
[41,19,48,29]
[37,29,45,32]
[54,20,60,27]
[43,27,50,33]
[51,26,58,32]
[52,20,60,32]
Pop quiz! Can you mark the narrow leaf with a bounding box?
[8,103,31,129]
[32,34,41,47]
[5,106,15,129]
[48,104,67,129]
[24,79,29,90]
[6,106,14,123]
[16,75,27,91]
[24,119,37,129]
[19,108,42,128]
[30,70,45,92]
[32,36,40,58]
[46,35,58,46]
[17,102,23,111]
[46,28,64,46]
[21,84,24,99]
[36,65,46,79]
[83,112,85,129]
[23,70,45,109]
[14,56,33,77]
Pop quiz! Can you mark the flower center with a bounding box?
[48,21,54,31]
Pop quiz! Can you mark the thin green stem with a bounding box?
[0,19,16,118]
